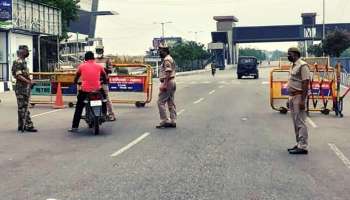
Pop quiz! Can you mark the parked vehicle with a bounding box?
[237,56,259,79]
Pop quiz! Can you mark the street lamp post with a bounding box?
[154,21,172,38]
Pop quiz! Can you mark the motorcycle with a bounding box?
[83,91,107,135]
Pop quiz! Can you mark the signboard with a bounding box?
[281,82,332,96]
[0,0,12,29]
[310,82,331,96]
[109,76,146,92]
[31,80,51,96]
[145,57,161,62]
[281,82,289,96]
[152,37,182,49]
[208,42,224,50]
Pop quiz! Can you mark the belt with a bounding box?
[289,90,303,96]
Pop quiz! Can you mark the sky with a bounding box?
[94,0,350,55]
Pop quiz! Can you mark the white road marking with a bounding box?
[209,90,216,95]
[193,98,205,104]
[219,85,225,89]
[202,81,211,84]
[262,81,269,85]
[110,132,150,157]
[32,110,62,118]
[328,143,350,169]
[190,81,197,84]
[178,109,185,115]
[306,117,318,128]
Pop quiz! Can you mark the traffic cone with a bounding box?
[53,82,65,109]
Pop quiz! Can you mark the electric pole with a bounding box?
[154,21,172,38]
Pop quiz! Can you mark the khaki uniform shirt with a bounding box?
[287,58,311,92]
[159,55,176,81]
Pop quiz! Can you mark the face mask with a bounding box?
[288,55,294,62]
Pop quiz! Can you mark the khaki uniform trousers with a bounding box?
[289,94,309,149]
[158,79,176,123]
[102,84,115,116]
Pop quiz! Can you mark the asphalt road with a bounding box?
[0,67,350,200]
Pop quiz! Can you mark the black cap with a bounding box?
[18,45,29,50]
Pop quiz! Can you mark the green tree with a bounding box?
[340,48,350,57]
[308,44,323,57]
[170,41,210,71]
[269,50,287,61]
[239,48,267,61]
[33,0,80,39]
[323,29,350,57]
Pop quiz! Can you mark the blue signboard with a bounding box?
[109,83,144,92]
[31,80,51,96]
[0,0,12,21]
[0,0,12,29]
[108,76,145,92]
[233,25,303,43]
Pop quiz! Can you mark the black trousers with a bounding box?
[71,90,107,128]
[72,91,88,128]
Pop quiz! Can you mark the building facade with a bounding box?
[0,0,61,92]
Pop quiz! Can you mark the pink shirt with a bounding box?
[77,60,105,92]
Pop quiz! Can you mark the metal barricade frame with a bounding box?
[109,63,153,107]
[30,72,77,107]
[270,58,339,115]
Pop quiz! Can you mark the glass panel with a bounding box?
[25,0,32,30]
[32,3,40,32]
[17,0,25,29]
[40,5,45,33]
[0,32,6,63]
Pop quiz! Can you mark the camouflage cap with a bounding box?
[288,47,301,54]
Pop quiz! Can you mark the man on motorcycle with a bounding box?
[69,51,108,132]
[211,62,216,76]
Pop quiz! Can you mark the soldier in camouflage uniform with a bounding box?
[12,45,37,132]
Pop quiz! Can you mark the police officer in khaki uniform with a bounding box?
[12,45,37,132]
[95,45,116,121]
[156,45,177,128]
[287,47,310,154]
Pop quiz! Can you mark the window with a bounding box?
[0,32,7,81]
